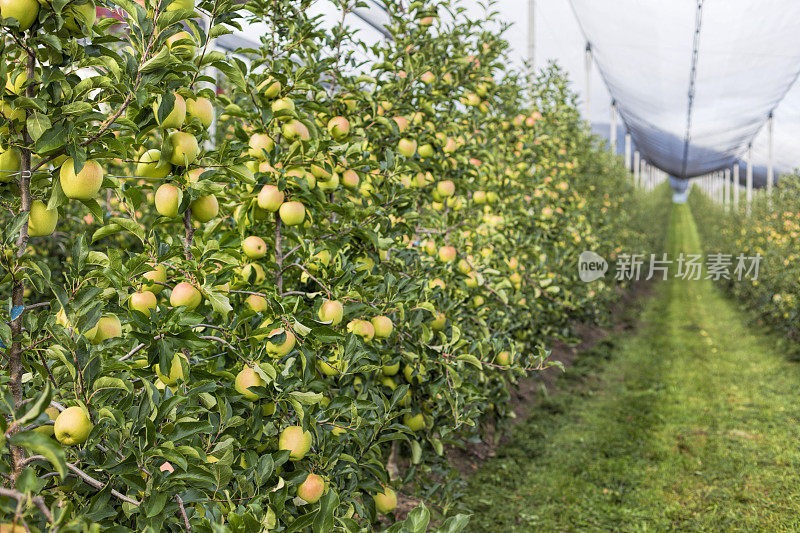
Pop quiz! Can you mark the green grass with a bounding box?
[464,204,800,531]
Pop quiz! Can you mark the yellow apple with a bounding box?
[59,158,104,200]
[341,169,359,189]
[245,294,268,312]
[327,116,350,140]
[278,425,311,460]
[186,97,213,128]
[234,366,265,401]
[86,314,122,344]
[436,180,455,197]
[430,312,446,331]
[297,473,324,503]
[317,300,343,325]
[155,352,188,386]
[63,1,96,32]
[143,263,167,293]
[0,146,20,182]
[154,92,186,129]
[190,194,218,222]
[397,138,417,157]
[257,184,284,212]
[0,0,39,31]
[136,149,172,179]
[266,327,296,357]
[370,315,393,338]
[27,200,57,236]
[279,201,305,226]
[438,246,456,263]
[168,131,199,166]
[403,413,425,431]
[257,77,281,99]
[170,281,202,309]
[248,133,274,160]
[241,263,265,284]
[242,236,267,259]
[166,30,196,59]
[129,290,157,316]
[373,486,397,514]
[165,0,194,11]
[347,319,374,342]
[54,406,93,445]
[281,119,310,141]
[154,183,182,217]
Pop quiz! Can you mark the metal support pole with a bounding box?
[584,43,592,121]
[733,164,740,208]
[609,102,617,153]
[746,146,753,214]
[633,151,640,185]
[625,134,631,171]
[528,0,535,68]
[767,113,774,199]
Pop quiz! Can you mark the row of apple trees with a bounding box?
[692,177,800,339]
[0,0,664,530]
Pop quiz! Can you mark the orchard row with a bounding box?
[0,0,657,531]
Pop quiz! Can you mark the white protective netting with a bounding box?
[568,0,800,183]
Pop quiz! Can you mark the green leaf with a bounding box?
[405,503,431,532]
[437,514,470,533]
[92,376,132,393]
[456,354,483,369]
[9,431,66,478]
[312,490,339,533]
[16,382,52,427]
[26,113,52,143]
[206,289,232,319]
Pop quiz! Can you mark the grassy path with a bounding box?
[464,204,800,531]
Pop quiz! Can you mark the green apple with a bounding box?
[154,183,182,217]
[271,97,295,116]
[373,486,397,514]
[27,200,57,237]
[86,314,121,344]
[347,319,374,342]
[381,361,400,376]
[327,116,350,140]
[63,0,96,33]
[59,158,104,200]
[154,92,186,129]
[165,0,194,11]
[129,290,157,316]
[54,406,93,445]
[317,300,343,325]
[0,146,20,182]
[403,361,426,383]
[341,169,359,189]
[297,473,324,503]
[154,352,188,386]
[370,315,393,338]
[430,311,446,331]
[279,201,305,226]
[418,143,434,158]
[397,138,417,157]
[457,259,471,275]
[168,131,199,166]
[281,119,310,141]
[248,133,274,160]
[186,97,213,128]
[242,235,267,259]
[316,351,342,376]
[143,263,167,293]
[4,70,26,95]
[278,425,311,460]
[257,77,281,99]
[438,245,456,263]
[136,149,172,179]
[392,115,409,131]
[257,184,284,212]
[33,406,59,436]
[166,31,196,59]
[403,412,425,432]
[234,366,265,401]
[496,351,513,366]
[240,263,265,284]
[266,327,296,358]
[190,194,218,222]
[170,281,202,309]
[0,0,39,31]
[436,180,455,197]
[245,294,268,312]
